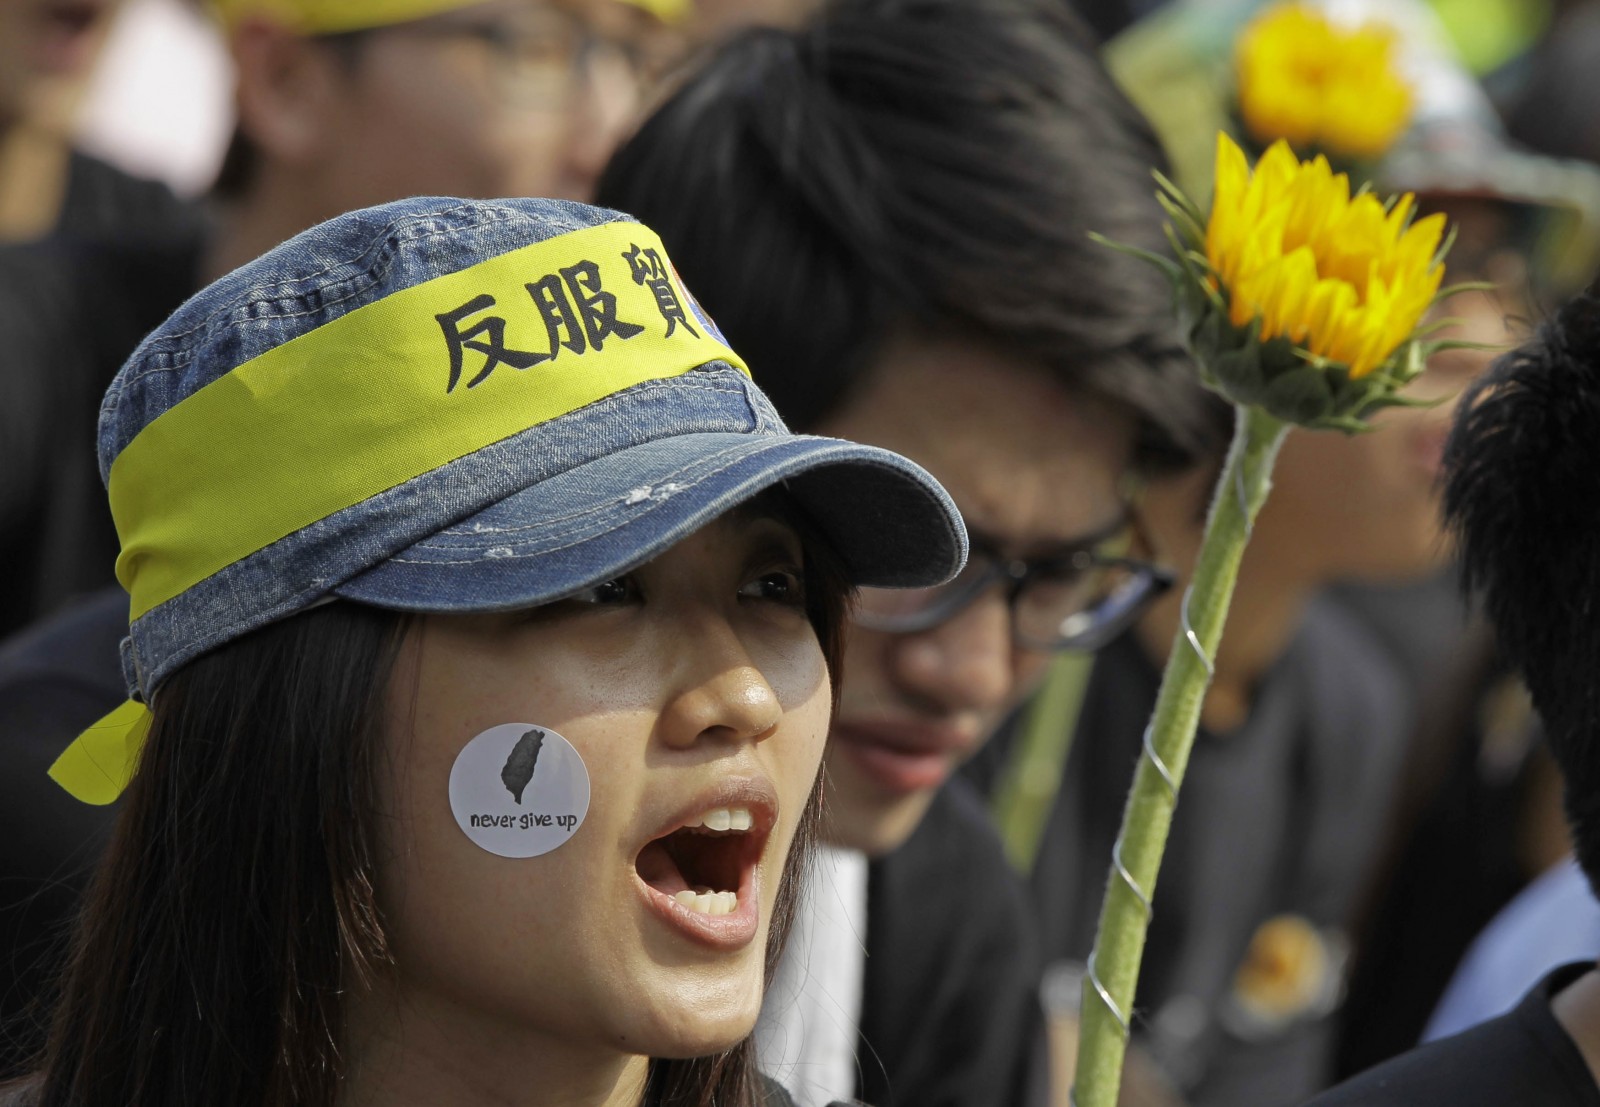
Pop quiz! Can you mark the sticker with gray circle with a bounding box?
[449,723,591,858]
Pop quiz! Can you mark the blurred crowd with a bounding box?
[3,0,1600,1104]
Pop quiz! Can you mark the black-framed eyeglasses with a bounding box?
[333,7,681,106]
[853,516,1174,652]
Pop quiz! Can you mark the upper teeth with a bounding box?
[682,806,753,832]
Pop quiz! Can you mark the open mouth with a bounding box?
[635,806,767,918]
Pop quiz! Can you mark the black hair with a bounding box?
[9,495,852,1107]
[597,0,1217,471]
[1442,275,1600,896]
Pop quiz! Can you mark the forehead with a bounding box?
[814,335,1133,549]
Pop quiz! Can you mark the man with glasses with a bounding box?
[598,1,1210,1103]
[205,0,681,275]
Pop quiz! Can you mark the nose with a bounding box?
[659,619,784,749]
[887,589,1016,715]
[563,46,642,198]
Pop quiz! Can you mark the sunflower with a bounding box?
[1235,3,1413,162]
[1074,124,1457,1107]
[1206,133,1446,380]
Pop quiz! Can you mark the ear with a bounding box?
[231,17,352,167]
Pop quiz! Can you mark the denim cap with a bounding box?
[49,196,966,805]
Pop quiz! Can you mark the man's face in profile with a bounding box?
[259,0,672,210]
[812,334,1136,855]
[0,0,118,129]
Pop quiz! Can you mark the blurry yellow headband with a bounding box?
[211,0,690,35]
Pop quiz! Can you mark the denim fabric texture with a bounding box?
[100,197,966,700]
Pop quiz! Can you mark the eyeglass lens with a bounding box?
[854,547,1163,650]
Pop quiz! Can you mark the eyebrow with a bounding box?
[720,500,807,552]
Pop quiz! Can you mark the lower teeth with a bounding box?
[673,887,738,916]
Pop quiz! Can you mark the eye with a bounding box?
[739,569,805,605]
[1031,555,1092,586]
[570,577,638,605]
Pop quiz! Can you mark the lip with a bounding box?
[632,777,777,952]
[830,718,978,795]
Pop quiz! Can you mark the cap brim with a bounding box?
[333,432,966,612]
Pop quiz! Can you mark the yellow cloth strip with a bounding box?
[211,0,689,34]
[109,219,745,621]
[48,700,153,806]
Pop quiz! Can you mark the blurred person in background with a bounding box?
[995,352,1451,1104]
[1329,259,1559,1080]
[1042,2,1600,1097]
[597,0,1216,1103]
[0,0,203,638]
[1322,43,1600,1075]
[1,0,679,640]
[1302,274,1600,1107]
[1502,0,1600,167]
[0,0,679,1075]
[0,0,161,243]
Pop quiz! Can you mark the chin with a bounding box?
[618,954,771,1057]
[627,992,762,1059]
[821,772,934,857]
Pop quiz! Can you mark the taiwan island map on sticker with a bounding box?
[500,727,546,804]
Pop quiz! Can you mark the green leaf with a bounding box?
[1190,308,1219,353]
[1087,232,1183,282]
[1314,414,1375,435]
[1434,223,1460,268]
[1153,169,1207,226]
[1258,333,1302,377]
[1416,338,1505,357]
[1156,192,1209,252]
[1260,366,1335,424]
[1432,279,1497,300]
[1210,346,1267,405]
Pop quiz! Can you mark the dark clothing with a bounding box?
[980,596,1411,1106]
[1329,575,1543,1078]
[760,1073,857,1105]
[0,588,125,1075]
[858,778,1047,1107]
[0,156,199,1066]
[0,152,203,637]
[1304,963,1600,1106]
[0,1071,854,1105]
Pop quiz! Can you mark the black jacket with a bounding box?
[857,778,1049,1107]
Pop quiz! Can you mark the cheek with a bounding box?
[759,631,832,775]
[371,705,625,1018]
[833,623,893,709]
[780,663,832,775]
[1012,649,1054,699]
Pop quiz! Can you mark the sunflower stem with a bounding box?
[1071,404,1290,1107]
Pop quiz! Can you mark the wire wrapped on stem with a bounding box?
[1071,404,1290,1107]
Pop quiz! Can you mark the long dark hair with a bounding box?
[13,498,852,1107]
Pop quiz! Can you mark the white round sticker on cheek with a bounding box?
[448,724,591,859]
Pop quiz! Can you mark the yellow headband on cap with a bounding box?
[211,0,690,35]
[108,219,742,624]
[50,219,742,805]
